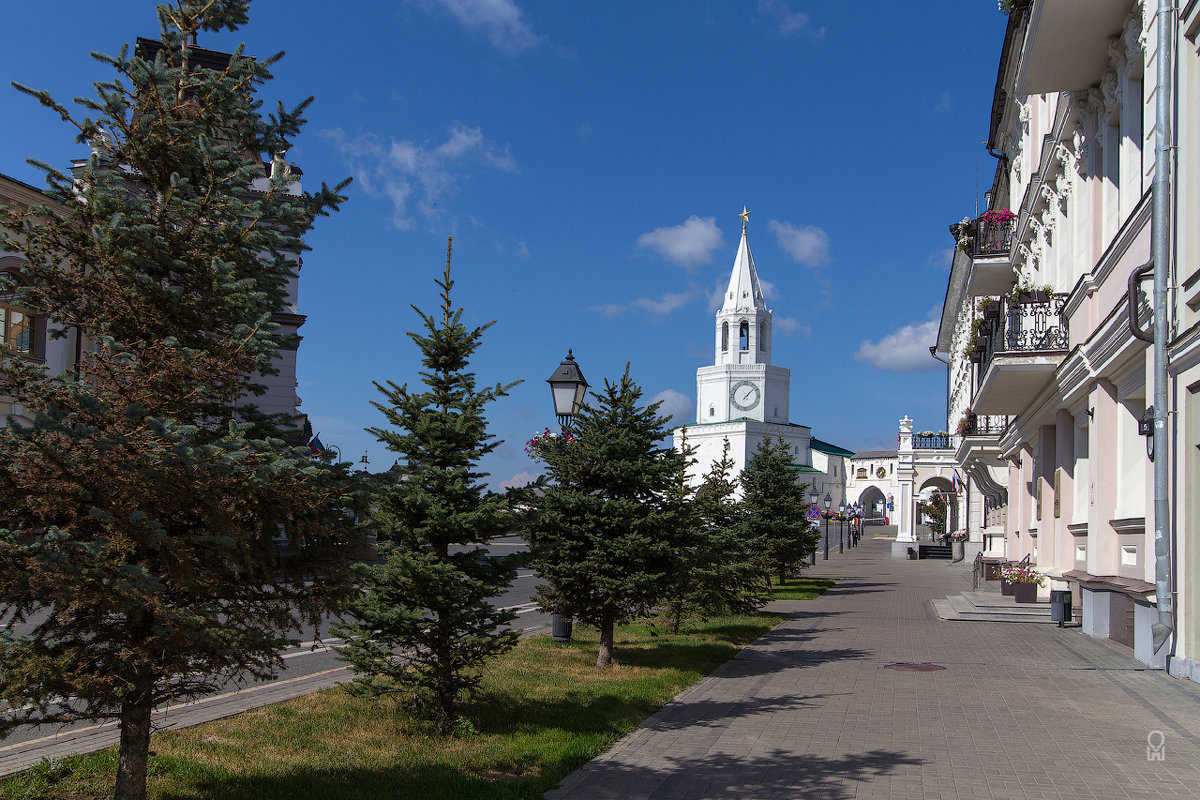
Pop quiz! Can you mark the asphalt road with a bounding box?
[0,536,547,749]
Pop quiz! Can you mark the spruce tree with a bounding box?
[0,4,354,799]
[741,436,818,586]
[334,240,520,733]
[523,367,683,667]
[663,436,768,633]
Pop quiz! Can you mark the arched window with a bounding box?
[0,269,39,359]
[759,320,767,351]
[721,321,728,352]
[739,321,749,351]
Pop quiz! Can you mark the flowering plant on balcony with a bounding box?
[1006,280,1056,307]
[980,208,1015,226]
[953,216,974,252]
[524,427,577,463]
[955,412,977,436]
[999,564,1044,585]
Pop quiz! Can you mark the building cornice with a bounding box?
[1168,320,1200,377]
[1091,191,1152,290]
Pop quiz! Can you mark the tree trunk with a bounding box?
[670,603,682,635]
[779,568,786,587]
[114,696,153,800]
[596,612,615,668]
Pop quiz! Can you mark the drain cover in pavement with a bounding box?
[882,662,946,672]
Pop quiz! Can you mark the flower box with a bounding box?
[1013,582,1038,603]
[1016,289,1050,304]
[1000,577,1014,596]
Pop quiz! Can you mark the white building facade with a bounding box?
[932,0,1200,674]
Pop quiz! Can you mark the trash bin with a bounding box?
[1049,589,1072,626]
[551,614,573,643]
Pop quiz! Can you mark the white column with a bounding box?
[896,416,918,542]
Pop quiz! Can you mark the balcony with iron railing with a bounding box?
[956,412,1010,438]
[960,211,1017,297]
[912,433,955,450]
[972,293,1069,415]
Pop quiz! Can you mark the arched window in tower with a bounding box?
[759,320,768,351]
[721,321,728,352]
[739,321,749,351]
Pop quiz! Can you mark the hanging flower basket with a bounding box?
[984,300,1001,319]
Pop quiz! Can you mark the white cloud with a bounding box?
[758,0,826,38]
[322,124,517,230]
[769,219,830,266]
[935,91,952,114]
[423,0,542,55]
[591,285,703,317]
[637,216,724,271]
[855,319,941,372]
[775,316,812,337]
[498,470,538,489]
[650,389,692,426]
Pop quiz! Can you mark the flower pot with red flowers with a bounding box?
[999,564,1045,603]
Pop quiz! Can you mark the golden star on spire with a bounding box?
[739,206,751,232]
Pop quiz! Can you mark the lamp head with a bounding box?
[547,349,589,419]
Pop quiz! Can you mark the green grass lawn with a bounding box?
[1,613,783,800]
[770,575,837,600]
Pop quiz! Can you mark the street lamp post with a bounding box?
[808,488,819,565]
[823,493,832,560]
[545,350,589,643]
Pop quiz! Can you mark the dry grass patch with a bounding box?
[1,612,780,800]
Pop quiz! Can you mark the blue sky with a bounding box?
[1,1,1006,490]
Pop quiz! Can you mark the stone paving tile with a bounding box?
[544,535,1200,799]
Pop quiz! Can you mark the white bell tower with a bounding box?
[696,208,791,426]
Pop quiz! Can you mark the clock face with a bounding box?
[729,380,761,412]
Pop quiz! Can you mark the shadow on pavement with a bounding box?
[550,746,925,800]
[717,648,872,677]
[638,692,829,732]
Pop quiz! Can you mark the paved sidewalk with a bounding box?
[546,536,1200,800]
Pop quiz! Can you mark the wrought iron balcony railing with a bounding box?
[974,215,1014,257]
[913,433,955,450]
[960,414,1009,437]
[979,294,1068,377]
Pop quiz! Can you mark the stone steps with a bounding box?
[933,591,1057,624]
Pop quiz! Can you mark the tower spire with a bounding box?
[721,208,767,314]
